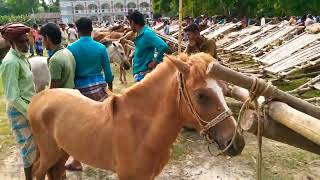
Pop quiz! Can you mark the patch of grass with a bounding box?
[171,130,202,162]
[274,77,309,91]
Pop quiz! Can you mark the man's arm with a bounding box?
[48,58,63,89]
[149,32,170,63]
[101,47,113,91]
[207,39,218,59]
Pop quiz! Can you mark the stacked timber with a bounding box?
[204,22,241,40]
[264,43,320,76]
[245,25,296,55]
[217,26,261,48]
[257,32,320,65]
[224,25,277,52]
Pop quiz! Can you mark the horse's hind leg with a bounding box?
[47,152,69,180]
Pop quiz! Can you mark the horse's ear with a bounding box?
[165,54,190,75]
[100,38,112,47]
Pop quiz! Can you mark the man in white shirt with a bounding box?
[261,17,266,26]
[67,24,78,43]
[59,23,68,47]
[305,14,316,27]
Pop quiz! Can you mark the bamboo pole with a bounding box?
[206,62,320,120]
[268,101,320,145]
[226,87,320,154]
[240,109,320,155]
[178,0,183,54]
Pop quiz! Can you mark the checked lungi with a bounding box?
[6,105,37,168]
[76,75,108,102]
[78,83,108,102]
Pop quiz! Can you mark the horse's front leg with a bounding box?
[123,69,127,84]
[119,66,124,84]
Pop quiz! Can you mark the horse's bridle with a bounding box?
[177,72,233,152]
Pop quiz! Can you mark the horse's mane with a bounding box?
[125,52,216,96]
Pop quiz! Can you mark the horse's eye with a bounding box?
[196,92,207,101]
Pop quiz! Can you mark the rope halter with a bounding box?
[177,72,233,153]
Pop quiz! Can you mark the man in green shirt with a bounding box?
[40,23,76,89]
[0,23,37,180]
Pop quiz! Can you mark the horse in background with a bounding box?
[28,53,245,180]
[93,30,136,84]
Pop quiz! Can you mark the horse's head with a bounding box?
[101,39,131,70]
[166,53,245,156]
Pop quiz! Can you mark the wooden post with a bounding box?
[206,62,320,120]
[240,109,320,155]
[178,0,183,54]
[268,101,320,145]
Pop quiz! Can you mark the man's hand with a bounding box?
[148,60,158,70]
[108,82,113,92]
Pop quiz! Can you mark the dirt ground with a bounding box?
[0,64,319,180]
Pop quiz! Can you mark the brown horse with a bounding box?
[28,53,245,180]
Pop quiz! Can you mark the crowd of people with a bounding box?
[0,10,173,179]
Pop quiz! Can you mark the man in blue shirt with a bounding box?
[66,17,113,171]
[127,11,169,82]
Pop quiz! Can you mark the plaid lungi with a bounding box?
[6,105,37,168]
[78,83,108,102]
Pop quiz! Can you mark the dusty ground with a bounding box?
[0,64,319,180]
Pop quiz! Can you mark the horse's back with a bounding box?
[28,88,116,169]
[28,56,50,92]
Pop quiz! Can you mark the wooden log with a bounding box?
[207,62,320,119]
[240,109,320,155]
[268,101,320,145]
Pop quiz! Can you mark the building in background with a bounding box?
[59,0,152,24]
[33,13,62,24]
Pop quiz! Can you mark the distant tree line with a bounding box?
[0,0,60,16]
[152,0,320,18]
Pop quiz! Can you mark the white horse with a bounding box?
[28,42,130,92]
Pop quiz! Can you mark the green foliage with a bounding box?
[0,15,33,26]
[153,0,320,18]
[0,0,59,15]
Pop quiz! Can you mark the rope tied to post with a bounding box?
[241,77,273,180]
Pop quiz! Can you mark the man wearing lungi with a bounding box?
[0,23,37,180]
[127,10,169,82]
[66,17,113,171]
